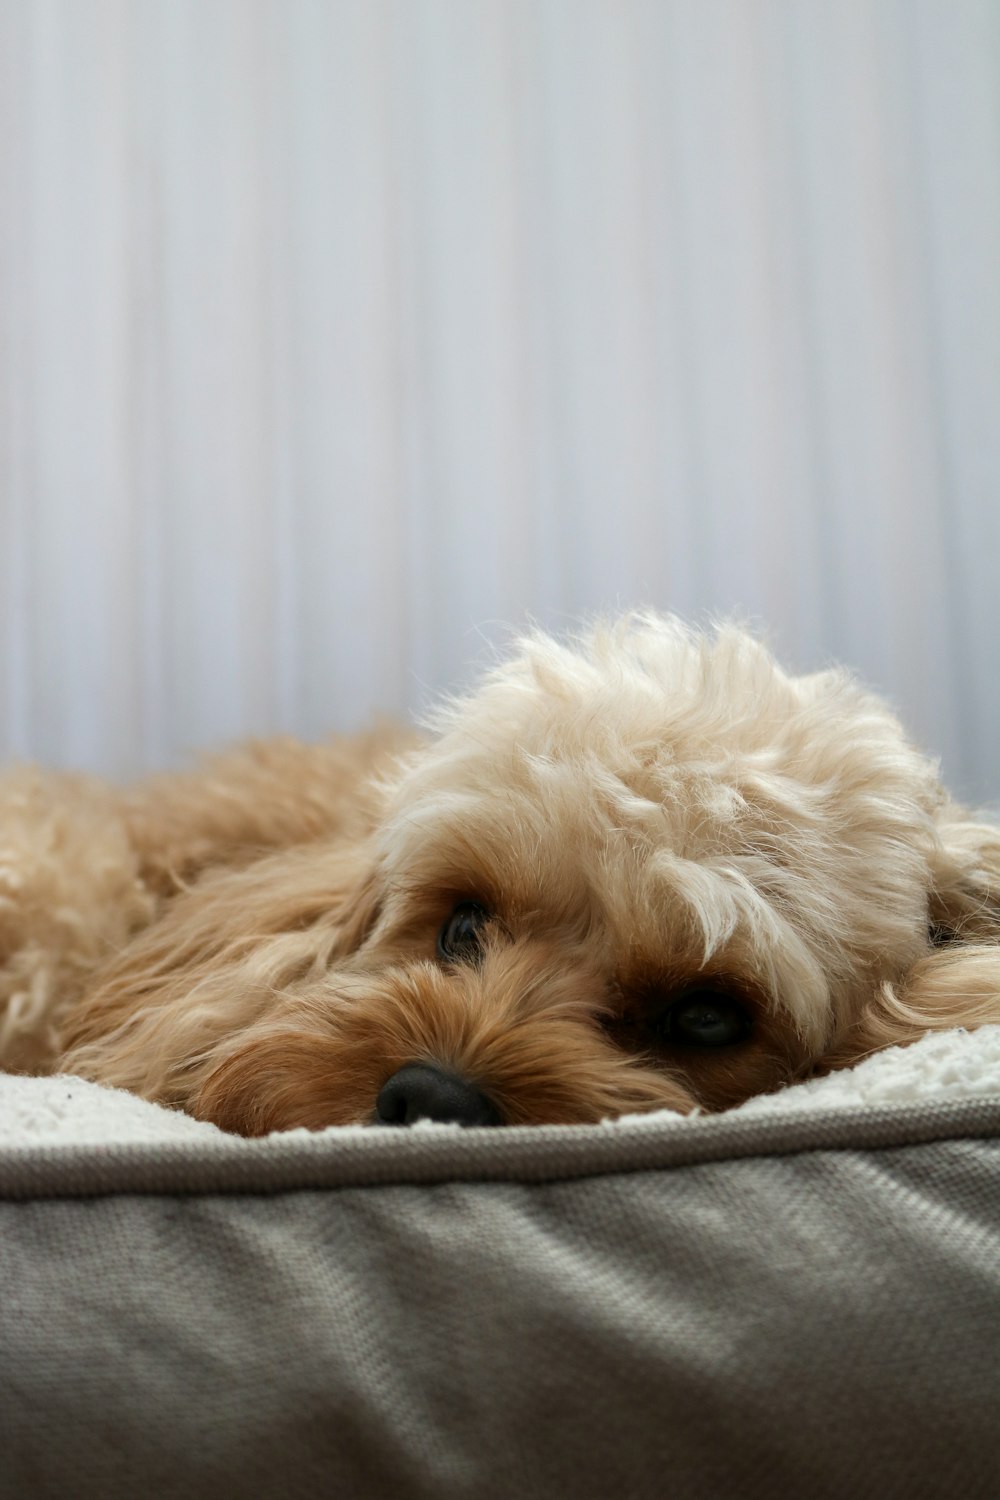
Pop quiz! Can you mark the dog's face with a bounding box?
[61,617,1000,1132]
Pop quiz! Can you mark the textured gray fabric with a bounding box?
[2,1101,999,1500]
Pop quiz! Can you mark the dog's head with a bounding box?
[62,616,1000,1131]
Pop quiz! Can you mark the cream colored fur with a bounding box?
[1,615,998,1131]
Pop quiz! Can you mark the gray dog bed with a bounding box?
[2,1035,1000,1499]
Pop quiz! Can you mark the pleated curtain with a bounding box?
[1,0,997,803]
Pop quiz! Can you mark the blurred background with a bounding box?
[0,0,997,802]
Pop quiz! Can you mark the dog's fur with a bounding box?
[1,615,998,1132]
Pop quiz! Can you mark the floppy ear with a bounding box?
[826,946,1000,1066]
[927,806,1000,946]
[825,807,1000,1070]
[58,841,382,1110]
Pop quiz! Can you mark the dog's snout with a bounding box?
[375,1063,503,1127]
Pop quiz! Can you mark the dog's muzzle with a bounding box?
[375,1063,503,1127]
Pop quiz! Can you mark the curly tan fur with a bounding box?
[2,615,998,1132]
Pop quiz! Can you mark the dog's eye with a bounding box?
[655,988,751,1048]
[438,902,491,964]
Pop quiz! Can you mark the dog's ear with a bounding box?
[826,946,1000,1067]
[927,807,1000,947]
[823,807,1000,1071]
[58,841,383,1108]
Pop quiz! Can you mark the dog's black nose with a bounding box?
[375,1064,502,1127]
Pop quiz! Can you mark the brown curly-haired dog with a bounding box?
[1,615,998,1133]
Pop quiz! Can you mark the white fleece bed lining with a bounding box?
[3,1025,999,1148]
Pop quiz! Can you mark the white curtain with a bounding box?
[1,0,998,803]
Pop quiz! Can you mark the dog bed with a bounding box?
[3,1030,1000,1500]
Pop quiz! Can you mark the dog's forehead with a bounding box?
[376,663,826,962]
[405,616,907,810]
[382,735,787,908]
[380,622,852,896]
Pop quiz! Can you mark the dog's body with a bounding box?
[2,615,998,1132]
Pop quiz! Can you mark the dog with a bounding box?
[1,614,997,1133]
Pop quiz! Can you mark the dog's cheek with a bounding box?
[667,1047,802,1111]
[618,1039,787,1118]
